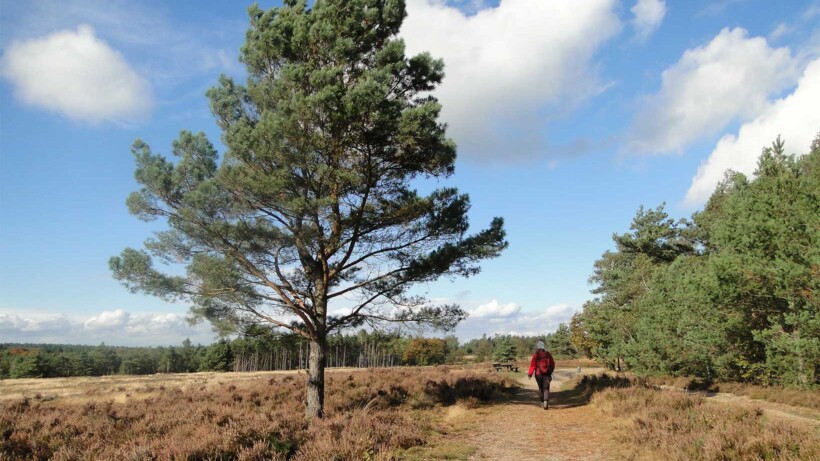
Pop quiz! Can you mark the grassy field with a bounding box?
[0,366,517,460]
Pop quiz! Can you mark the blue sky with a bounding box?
[1,0,819,346]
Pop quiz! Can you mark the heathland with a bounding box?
[2,364,818,460]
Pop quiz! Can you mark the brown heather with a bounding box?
[0,367,516,460]
[581,375,820,461]
[622,375,820,410]
[705,382,820,411]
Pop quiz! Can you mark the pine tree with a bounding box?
[110,0,506,417]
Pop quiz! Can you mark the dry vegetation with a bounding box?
[0,367,516,460]
[624,375,820,410]
[553,358,600,369]
[703,382,820,411]
[581,374,820,461]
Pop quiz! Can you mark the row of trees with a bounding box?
[0,340,220,379]
[571,136,819,387]
[1,327,578,379]
[461,327,577,363]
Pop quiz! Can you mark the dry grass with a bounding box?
[554,358,600,369]
[0,367,516,460]
[580,374,820,461]
[707,382,820,410]
[631,375,820,410]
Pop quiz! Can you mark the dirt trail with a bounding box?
[454,368,619,461]
[677,388,820,426]
[447,369,820,461]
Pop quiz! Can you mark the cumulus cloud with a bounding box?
[628,28,798,155]
[631,0,666,40]
[0,25,152,123]
[402,0,621,162]
[454,300,578,339]
[470,299,521,318]
[683,57,820,206]
[124,313,191,334]
[0,313,70,333]
[84,309,131,330]
[0,309,213,346]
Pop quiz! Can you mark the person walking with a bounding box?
[528,340,555,409]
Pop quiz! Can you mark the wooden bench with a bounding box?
[492,363,519,372]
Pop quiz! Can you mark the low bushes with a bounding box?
[581,374,819,461]
[0,368,515,460]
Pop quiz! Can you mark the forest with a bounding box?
[570,135,819,388]
[0,327,575,379]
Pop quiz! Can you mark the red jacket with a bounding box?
[528,350,555,377]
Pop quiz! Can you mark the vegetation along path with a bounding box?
[433,368,820,461]
[441,368,617,461]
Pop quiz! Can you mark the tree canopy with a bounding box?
[572,134,820,387]
[110,0,506,417]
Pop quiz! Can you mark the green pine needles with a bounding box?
[110,0,507,418]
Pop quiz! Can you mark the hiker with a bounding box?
[528,340,555,409]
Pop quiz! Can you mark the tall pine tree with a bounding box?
[110,0,506,418]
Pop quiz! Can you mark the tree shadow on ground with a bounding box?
[497,383,591,410]
[490,371,633,411]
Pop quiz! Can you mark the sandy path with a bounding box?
[455,368,619,461]
[667,388,820,427]
[451,370,819,461]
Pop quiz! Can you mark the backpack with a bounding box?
[535,351,552,374]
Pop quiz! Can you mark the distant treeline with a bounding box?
[571,135,819,388]
[0,326,577,379]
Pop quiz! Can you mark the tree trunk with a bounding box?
[305,337,327,418]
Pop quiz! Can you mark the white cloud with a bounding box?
[124,313,188,334]
[769,23,791,41]
[683,57,820,206]
[402,0,621,162]
[1,308,214,346]
[84,309,131,330]
[454,300,578,339]
[0,25,152,123]
[470,299,521,318]
[628,28,798,155]
[0,313,70,333]
[0,1,244,89]
[631,0,666,40]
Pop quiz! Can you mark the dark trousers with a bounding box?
[535,373,551,402]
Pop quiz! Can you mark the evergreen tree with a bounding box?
[575,134,819,387]
[200,340,234,372]
[544,323,576,358]
[492,335,517,362]
[699,136,819,385]
[110,0,506,418]
[10,353,51,378]
[73,351,96,376]
[120,352,156,375]
[474,334,494,362]
[159,347,183,373]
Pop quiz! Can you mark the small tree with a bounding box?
[544,323,576,358]
[199,339,234,372]
[402,338,447,366]
[492,336,517,363]
[110,0,506,418]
